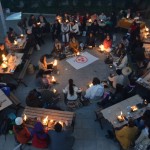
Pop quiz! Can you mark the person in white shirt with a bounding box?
[63,79,81,101]
[84,77,104,100]
[99,13,107,22]
[61,21,70,43]
[108,69,125,88]
[70,21,79,38]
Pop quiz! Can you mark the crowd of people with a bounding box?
[1,9,150,150]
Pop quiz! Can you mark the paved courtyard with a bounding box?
[0,14,121,150]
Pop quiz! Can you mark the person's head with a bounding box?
[92,77,100,85]
[40,55,46,63]
[93,20,97,25]
[106,35,111,41]
[54,122,62,132]
[89,33,93,37]
[55,38,59,43]
[119,43,125,49]
[68,79,74,96]
[128,118,135,127]
[34,122,44,133]
[71,37,76,43]
[0,43,4,50]
[116,69,122,75]
[31,15,35,19]
[9,27,13,33]
[39,15,43,20]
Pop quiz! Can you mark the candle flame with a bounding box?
[121,111,122,115]
[20,34,24,37]
[145,26,149,32]
[88,19,92,23]
[14,40,18,45]
[24,114,27,121]
[52,76,56,82]
[43,116,48,125]
[37,22,41,25]
[53,89,57,93]
[89,83,93,87]
[99,44,104,51]
[53,59,57,66]
[77,52,80,56]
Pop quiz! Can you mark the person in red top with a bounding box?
[31,122,49,149]
[13,117,31,144]
[103,35,112,52]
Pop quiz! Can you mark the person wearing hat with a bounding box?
[31,122,49,148]
[13,117,31,144]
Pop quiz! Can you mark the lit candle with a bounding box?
[23,114,27,122]
[117,111,125,122]
[14,40,18,45]
[2,54,7,61]
[51,76,56,83]
[89,83,93,87]
[145,26,149,32]
[131,106,138,112]
[37,22,41,25]
[76,52,80,56]
[20,34,24,37]
[53,89,57,93]
[2,63,7,68]
[88,19,92,23]
[53,59,57,66]
[66,19,69,23]
[42,116,49,126]
[99,44,104,52]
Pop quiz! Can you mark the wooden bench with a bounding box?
[17,59,31,87]
[95,108,104,129]
[23,106,75,131]
[9,92,24,114]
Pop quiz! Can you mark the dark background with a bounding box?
[1,0,150,17]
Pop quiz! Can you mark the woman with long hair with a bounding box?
[63,79,81,101]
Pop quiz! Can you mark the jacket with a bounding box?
[115,126,138,150]
[13,126,31,144]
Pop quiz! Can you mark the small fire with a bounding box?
[89,83,93,87]
[58,121,63,127]
[53,89,57,93]
[53,59,57,66]
[2,54,7,61]
[76,52,80,56]
[14,40,18,45]
[88,19,92,23]
[42,116,48,126]
[20,34,24,37]
[37,22,41,25]
[145,26,149,32]
[2,63,7,68]
[23,114,27,121]
[99,44,104,51]
[52,76,56,82]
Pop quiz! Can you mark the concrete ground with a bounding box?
[0,14,122,150]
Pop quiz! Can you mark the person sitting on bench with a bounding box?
[38,55,53,74]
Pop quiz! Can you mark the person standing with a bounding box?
[61,21,70,43]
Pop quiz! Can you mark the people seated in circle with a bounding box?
[86,33,96,48]
[84,77,104,101]
[48,122,74,150]
[38,55,53,74]
[69,37,79,53]
[103,35,112,53]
